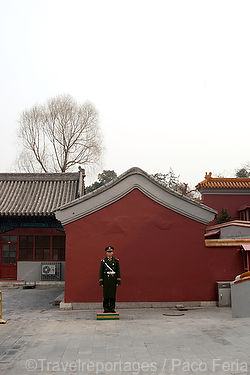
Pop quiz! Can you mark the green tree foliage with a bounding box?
[235,167,250,178]
[216,208,231,224]
[86,170,117,193]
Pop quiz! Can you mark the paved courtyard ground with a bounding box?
[0,285,250,374]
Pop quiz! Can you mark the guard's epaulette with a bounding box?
[101,258,105,261]
[115,257,119,261]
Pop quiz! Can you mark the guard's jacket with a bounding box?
[99,256,121,298]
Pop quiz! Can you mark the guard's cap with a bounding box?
[105,246,114,252]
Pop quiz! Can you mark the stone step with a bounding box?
[96,311,119,320]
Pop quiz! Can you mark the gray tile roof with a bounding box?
[0,172,84,217]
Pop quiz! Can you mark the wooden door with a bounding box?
[0,235,17,279]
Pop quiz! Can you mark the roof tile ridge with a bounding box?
[212,177,250,182]
[0,172,80,181]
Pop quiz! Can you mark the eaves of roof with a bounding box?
[55,167,217,225]
[196,172,250,190]
[205,238,250,247]
[206,220,250,232]
[205,220,250,247]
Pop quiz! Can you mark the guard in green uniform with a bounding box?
[99,246,121,313]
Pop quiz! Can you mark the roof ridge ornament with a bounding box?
[205,172,212,180]
[78,166,86,197]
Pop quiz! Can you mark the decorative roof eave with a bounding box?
[205,238,250,247]
[55,167,217,226]
[206,220,250,232]
[196,172,250,192]
[0,212,56,218]
[198,188,250,196]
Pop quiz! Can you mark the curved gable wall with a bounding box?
[56,172,216,225]
[63,189,241,304]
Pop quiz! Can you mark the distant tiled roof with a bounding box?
[0,171,84,216]
[196,172,250,190]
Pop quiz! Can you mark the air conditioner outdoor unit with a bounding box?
[41,264,56,275]
[41,262,61,281]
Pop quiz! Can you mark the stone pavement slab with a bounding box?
[0,286,250,374]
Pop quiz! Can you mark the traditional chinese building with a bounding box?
[55,167,245,308]
[196,173,250,274]
[196,172,250,223]
[0,168,85,280]
[2,167,250,307]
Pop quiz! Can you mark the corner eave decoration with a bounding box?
[55,167,217,225]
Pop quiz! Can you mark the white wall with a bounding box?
[17,261,65,282]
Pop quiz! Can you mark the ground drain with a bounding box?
[163,308,187,316]
[163,312,185,316]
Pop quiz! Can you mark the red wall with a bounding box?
[64,189,243,303]
[202,194,250,223]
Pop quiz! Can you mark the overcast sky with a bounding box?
[1,0,250,188]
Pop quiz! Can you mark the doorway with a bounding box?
[0,235,17,279]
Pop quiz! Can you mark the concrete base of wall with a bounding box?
[60,300,217,310]
[231,279,250,318]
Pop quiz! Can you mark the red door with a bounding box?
[0,235,17,279]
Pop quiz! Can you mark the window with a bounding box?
[52,236,65,260]
[1,236,17,264]
[19,236,34,260]
[2,235,17,242]
[239,207,250,221]
[35,236,50,260]
[2,234,66,261]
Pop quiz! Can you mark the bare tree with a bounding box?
[151,169,180,191]
[151,168,201,199]
[17,94,104,172]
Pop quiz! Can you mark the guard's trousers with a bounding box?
[103,298,116,312]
